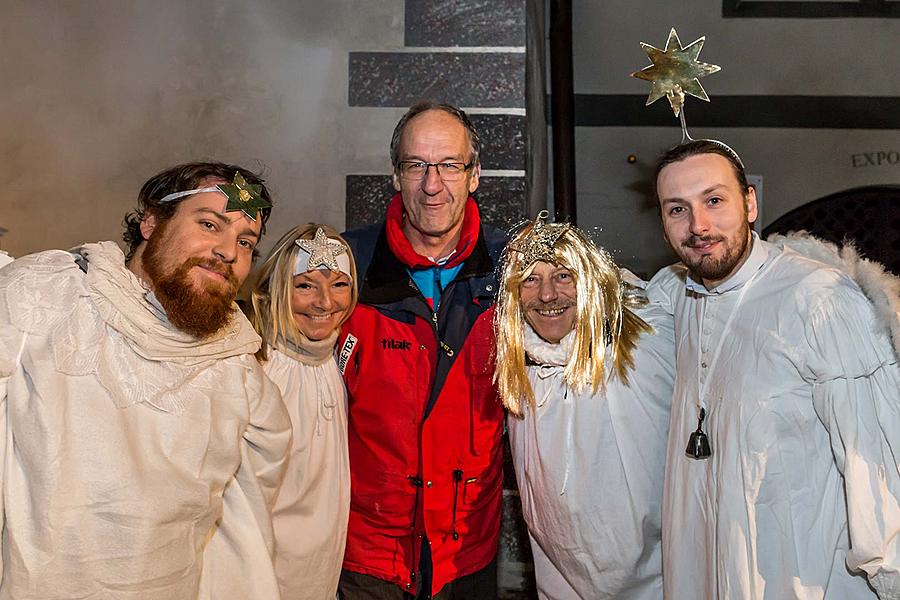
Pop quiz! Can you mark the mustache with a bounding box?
[682,234,725,248]
[185,257,238,287]
[523,301,575,312]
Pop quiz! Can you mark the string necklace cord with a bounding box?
[690,266,764,458]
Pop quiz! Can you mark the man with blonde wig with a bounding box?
[494,213,675,600]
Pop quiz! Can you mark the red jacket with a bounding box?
[338,214,506,594]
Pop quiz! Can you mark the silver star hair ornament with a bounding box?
[295,227,347,272]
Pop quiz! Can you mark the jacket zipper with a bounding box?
[451,469,463,540]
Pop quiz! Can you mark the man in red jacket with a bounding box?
[337,102,506,600]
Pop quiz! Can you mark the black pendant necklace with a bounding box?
[685,251,765,462]
[686,407,712,460]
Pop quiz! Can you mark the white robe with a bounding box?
[649,237,900,600]
[0,242,291,599]
[264,348,350,600]
[507,298,674,600]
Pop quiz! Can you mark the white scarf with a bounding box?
[82,241,260,365]
[272,329,338,366]
[524,323,575,367]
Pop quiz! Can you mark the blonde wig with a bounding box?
[251,223,358,362]
[494,219,652,417]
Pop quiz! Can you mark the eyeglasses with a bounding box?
[396,161,474,182]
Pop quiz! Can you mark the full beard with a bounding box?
[680,225,751,285]
[143,236,239,340]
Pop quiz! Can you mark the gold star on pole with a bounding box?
[630,28,720,117]
[295,227,347,272]
[509,211,570,267]
[216,172,271,221]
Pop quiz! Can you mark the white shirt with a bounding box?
[0,243,290,599]
[507,299,674,600]
[265,348,350,600]
[649,237,900,600]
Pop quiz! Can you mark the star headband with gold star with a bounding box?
[157,171,272,221]
[630,27,744,167]
[508,211,571,269]
[631,28,719,119]
[294,227,352,279]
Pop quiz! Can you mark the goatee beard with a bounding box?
[143,239,239,339]
[682,227,751,285]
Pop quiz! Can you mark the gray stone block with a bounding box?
[345,175,396,230]
[498,490,537,595]
[405,0,526,47]
[476,176,526,231]
[349,52,525,108]
[471,113,526,171]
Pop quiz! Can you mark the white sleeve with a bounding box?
[806,283,900,600]
[0,355,8,583]
[0,287,27,584]
[241,365,292,508]
[199,364,290,600]
[646,265,684,316]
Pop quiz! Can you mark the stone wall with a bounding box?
[344,0,528,233]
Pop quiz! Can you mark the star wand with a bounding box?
[630,28,720,143]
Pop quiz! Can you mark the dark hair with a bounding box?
[123,161,273,261]
[654,140,750,196]
[389,101,481,167]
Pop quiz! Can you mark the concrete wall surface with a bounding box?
[0,0,404,258]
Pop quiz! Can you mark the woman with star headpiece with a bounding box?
[250,223,358,600]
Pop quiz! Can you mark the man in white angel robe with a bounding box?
[0,162,291,599]
[494,217,675,599]
[650,140,900,599]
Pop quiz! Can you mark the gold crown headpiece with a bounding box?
[508,210,571,270]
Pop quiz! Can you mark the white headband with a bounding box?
[293,228,353,280]
[155,172,271,221]
[158,187,221,204]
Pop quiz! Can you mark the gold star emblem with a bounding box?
[295,227,347,272]
[217,172,271,221]
[509,211,570,267]
[631,28,720,117]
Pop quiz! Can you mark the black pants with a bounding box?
[338,558,498,600]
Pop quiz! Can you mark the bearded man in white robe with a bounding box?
[493,215,675,599]
[0,162,291,599]
[650,139,900,599]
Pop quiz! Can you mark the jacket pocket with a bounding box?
[350,471,415,534]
